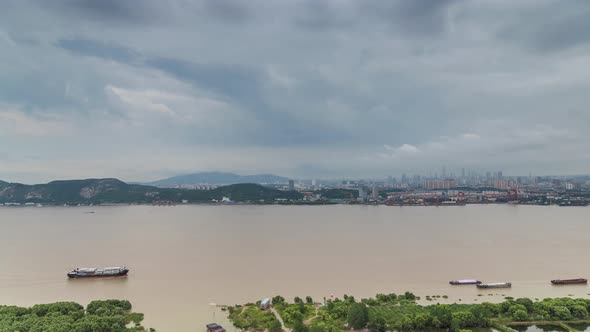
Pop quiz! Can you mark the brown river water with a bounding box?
[0,205,589,331]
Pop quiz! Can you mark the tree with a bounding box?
[272,296,285,306]
[369,316,387,332]
[294,297,303,304]
[572,305,588,319]
[269,319,282,332]
[550,306,572,320]
[347,303,369,329]
[403,291,416,301]
[451,311,476,328]
[515,298,534,312]
[509,304,528,316]
[293,320,308,332]
[306,296,313,304]
[512,309,529,322]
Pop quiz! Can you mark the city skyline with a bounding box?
[1,0,590,183]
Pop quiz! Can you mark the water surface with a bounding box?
[0,205,588,331]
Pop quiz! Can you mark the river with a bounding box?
[0,205,589,331]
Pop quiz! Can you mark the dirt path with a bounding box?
[271,308,291,332]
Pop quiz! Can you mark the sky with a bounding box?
[1,0,589,183]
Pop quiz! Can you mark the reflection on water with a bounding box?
[512,325,568,332]
[567,323,590,332]
[0,205,589,331]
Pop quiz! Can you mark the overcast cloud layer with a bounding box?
[1,0,589,183]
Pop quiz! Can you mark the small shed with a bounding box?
[260,298,270,310]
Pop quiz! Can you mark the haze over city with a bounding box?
[1,0,589,183]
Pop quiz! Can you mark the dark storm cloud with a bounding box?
[496,3,590,53]
[56,38,142,64]
[2,0,590,181]
[200,0,252,23]
[292,0,461,35]
[144,57,263,103]
[34,0,164,24]
[358,0,461,36]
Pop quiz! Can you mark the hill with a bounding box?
[0,179,302,204]
[147,172,289,186]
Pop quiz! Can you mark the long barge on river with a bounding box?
[551,278,587,285]
[450,279,482,285]
[67,266,129,278]
[477,282,511,289]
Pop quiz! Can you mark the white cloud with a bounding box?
[398,144,421,153]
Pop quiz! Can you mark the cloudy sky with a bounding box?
[1,0,589,183]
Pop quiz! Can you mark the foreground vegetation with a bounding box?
[228,292,590,332]
[0,300,154,332]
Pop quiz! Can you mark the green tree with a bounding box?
[512,309,529,321]
[451,311,476,328]
[306,296,313,304]
[572,305,588,319]
[369,316,387,332]
[293,319,308,332]
[294,297,303,304]
[509,304,528,316]
[515,298,534,312]
[269,319,283,332]
[550,306,572,320]
[272,296,285,306]
[347,303,369,329]
[403,292,416,301]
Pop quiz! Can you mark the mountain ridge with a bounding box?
[147,171,290,186]
[0,178,301,204]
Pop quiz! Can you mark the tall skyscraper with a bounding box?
[288,180,295,191]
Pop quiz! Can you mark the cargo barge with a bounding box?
[450,279,482,285]
[551,278,587,285]
[476,282,511,289]
[67,266,129,278]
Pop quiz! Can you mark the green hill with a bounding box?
[0,179,302,205]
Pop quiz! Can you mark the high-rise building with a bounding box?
[288,180,295,191]
[371,186,379,200]
[461,168,465,178]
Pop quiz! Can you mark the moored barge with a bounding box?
[476,282,511,289]
[551,278,587,285]
[67,266,129,278]
[450,279,482,285]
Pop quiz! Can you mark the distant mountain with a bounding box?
[0,178,301,204]
[147,172,289,186]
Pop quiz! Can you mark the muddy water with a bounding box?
[0,205,589,331]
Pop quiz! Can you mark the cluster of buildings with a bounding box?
[284,168,590,206]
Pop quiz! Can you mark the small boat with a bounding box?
[450,279,482,285]
[477,282,511,289]
[551,278,588,285]
[207,323,226,332]
[67,266,129,278]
